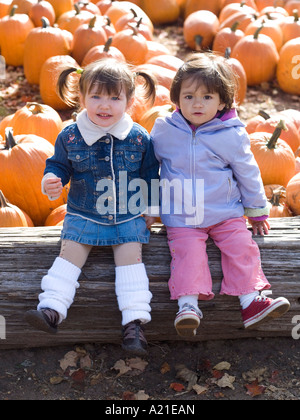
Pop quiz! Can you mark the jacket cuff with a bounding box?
[41,172,60,201]
[244,203,271,218]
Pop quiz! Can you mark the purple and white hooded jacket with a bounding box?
[151,109,270,228]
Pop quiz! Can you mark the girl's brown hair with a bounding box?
[170,52,239,110]
[57,58,156,108]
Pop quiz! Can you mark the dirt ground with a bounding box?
[1,24,300,402]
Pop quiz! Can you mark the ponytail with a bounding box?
[57,67,81,108]
[134,70,157,106]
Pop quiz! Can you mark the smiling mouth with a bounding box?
[97,113,112,118]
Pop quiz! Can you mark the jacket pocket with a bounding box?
[124,150,142,172]
[68,150,90,172]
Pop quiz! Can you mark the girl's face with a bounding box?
[80,85,133,127]
[178,79,225,127]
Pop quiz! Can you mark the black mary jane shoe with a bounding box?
[122,320,148,356]
[25,308,59,334]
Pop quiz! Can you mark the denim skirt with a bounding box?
[61,214,150,246]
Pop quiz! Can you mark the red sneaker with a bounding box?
[242,294,290,329]
[174,304,203,337]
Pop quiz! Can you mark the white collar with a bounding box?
[76,109,134,146]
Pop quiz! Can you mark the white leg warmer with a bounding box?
[37,257,81,323]
[115,263,152,326]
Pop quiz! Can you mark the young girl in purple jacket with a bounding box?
[151,52,290,337]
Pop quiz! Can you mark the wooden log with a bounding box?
[0,217,300,349]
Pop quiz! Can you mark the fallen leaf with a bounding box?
[242,367,268,383]
[176,364,198,391]
[49,376,64,385]
[245,380,266,397]
[216,373,236,390]
[112,359,132,377]
[135,390,150,400]
[192,384,208,395]
[80,354,92,369]
[160,362,171,374]
[59,351,79,372]
[71,368,86,383]
[213,361,231,371]
[127,358,148,372]
[170,382,185,392]
[122,391,136,400]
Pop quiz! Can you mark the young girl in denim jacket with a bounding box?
[26,59,159,355]
[151,52,290,338]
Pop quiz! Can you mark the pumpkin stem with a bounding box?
[0,190,9,209]
[293,9,299,22]
[26,102,44,115]
[4,127,18,150]
[136,17,143,28]
[258,110,271,120]
[74,3,81,14]
[41,16,50,28]
[130,7,138,18]
[253,24,264,39]
[88,16,97,29]
[230,21,240,32]
[9,5,18,17]
[267,120,287,150]
[104,36,113,52]
[270,191,281,207]
[194,35,203,51]
[225,47,231,59]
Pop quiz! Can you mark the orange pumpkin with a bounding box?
[9,102,63,146]
[71,16,108,65]
[0,0,10,18]
[145,40,171,61]
[232,25,279,86]
[0,114,14,139]
[264,184,286,204]
[224,47,247,105]
[111,26,148,65]
[286,172,300,215]
[280,10,300,44]
[105,1,149,25]
[44,204,67,226]
[57,4,94,34]
[285,0,300,15]
[81,37,126,67]
[0,129,68,226]
[0,190,32,227]
[184,0,224,18]
[244,18,283,52]
[140,0,180,24]
[29,0,56,27]
[139,104,175,133]
[212,22,245,55]
[47,0,74,18]
[277,36,300,96]
[253,112,300,154]
[219,2,257,23]
[250,120,296,187]
[40,55,80,111]
[183,10,220,50]
[0,5,34,66]
[268,189,293,218]
[9,0,36,14]
[23,17,72,85]
[114,6,153,33]
[147,55,184,72]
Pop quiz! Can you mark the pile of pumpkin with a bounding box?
[0,0,299,227]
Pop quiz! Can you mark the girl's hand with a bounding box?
[248,218,270,236]
[144,216,157,229]
[44,177,63,200]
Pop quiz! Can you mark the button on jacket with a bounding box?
[44,122,159,225]
[151,110,269,228]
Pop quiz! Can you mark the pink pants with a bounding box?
[166,217,270,301]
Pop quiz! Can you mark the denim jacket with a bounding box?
[44,122,159,225]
